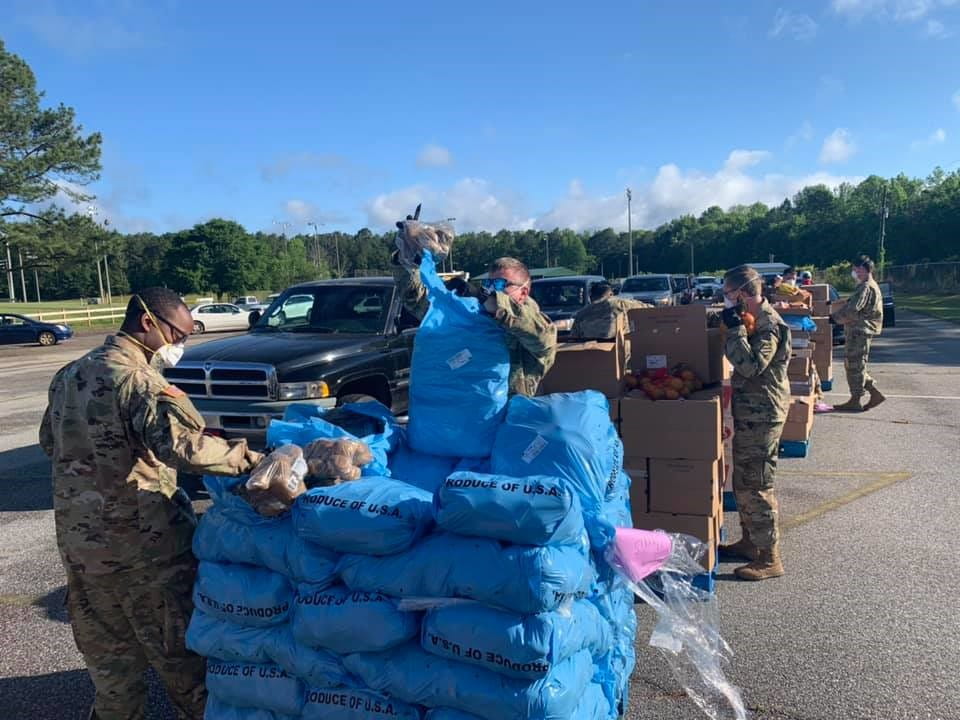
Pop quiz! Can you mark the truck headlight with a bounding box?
[656,296,671,305]
[278,381,330,400]
[554,318,574,331]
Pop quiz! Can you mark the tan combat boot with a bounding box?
[863,382,886,411]
[735,546,784,581]
[833,397,863,412]
[719,526,757,561]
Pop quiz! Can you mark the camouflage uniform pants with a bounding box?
[844,329,875,398]
[65,553,206,720]
[731,419,784,551]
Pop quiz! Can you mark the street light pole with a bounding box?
[878,184,889,280]
[18,249,27,303]
[544,232,550,269]
[626,188,633,277]
[3,240,13,301]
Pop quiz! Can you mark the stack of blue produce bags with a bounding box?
[189,253,637,719]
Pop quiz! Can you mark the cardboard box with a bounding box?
[627,305,725,385]
[624,459,649,515]
[806,284,832,302]
[788,356,812,379]
[648,458,721,516]
[787,395,814,425]
[620,392,722,461]
[813,299,831,317]
[790,376,815,396]
[779,305,812,317]
[539,339,626,399]
[813,342,833,382]
[631,511,717,571]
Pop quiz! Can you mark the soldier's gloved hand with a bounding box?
[483,290,500,316]
[721,306,743,329]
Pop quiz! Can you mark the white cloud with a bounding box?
[769,9,819,39]
[926,18,952,35]
[819,129,858,164]
[786,120,815,148]
[831,0,954,21]
[910,128,947,149]
[416,144,453,168]
[364,151,860,233]
[366,178,532,233]
[282,200,349,226]
[15,0,154,57]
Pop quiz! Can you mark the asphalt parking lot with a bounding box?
[1,314,959,719]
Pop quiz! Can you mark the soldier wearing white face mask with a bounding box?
[39,287,265,720]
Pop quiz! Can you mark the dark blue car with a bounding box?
[0,313,74,346]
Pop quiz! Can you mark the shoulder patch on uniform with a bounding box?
[161,385,185,398]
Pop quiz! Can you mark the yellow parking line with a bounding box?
[0,594,42,607]
[780,471,912,531]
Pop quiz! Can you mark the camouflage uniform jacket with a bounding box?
[725,300,792,423]
[832,277,883,336]
[395,265,557,396]
[569,296,652,340]
[39,334,262,576]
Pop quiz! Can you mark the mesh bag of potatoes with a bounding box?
[242,444,309,516]
[303,437,374,486]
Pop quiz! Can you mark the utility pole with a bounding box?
[3,241,13,301]
[34,268,41,303]
[307,222,324,271]
[626,188,633,276]
[544,232,550,269]
[878,185,889,280]
[18,250,27,303]
[88,207,105,302]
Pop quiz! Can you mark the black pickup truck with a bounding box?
[164,277,419,449]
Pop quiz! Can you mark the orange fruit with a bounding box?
[664,389,680,400]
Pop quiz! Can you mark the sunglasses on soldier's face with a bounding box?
[482,278,527,292]
[152,312,191,345]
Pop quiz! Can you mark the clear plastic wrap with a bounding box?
[395,217,455,267]
[303,437,374,485]
[606,528,747,720]
[244,445,308,516]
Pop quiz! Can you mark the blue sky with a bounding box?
[5,0,960,234]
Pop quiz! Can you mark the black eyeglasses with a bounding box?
[152,311,191,344]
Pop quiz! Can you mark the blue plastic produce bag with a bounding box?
[195,476,340,585]
[302,686,424,720]
[421,600,611,680]
[424,683,608,720]
[435,472,585,546]
[784,315,816,332]
[268,400,399,477]
[491,392,623,550]
[206,660,304,717]
[292,584,420,654]
[338,533,594,615]
[194,562,293,628]
[293,477,434,555]
[344,644,594,720]
[204,695,299,720]
[388,439,460,494]
[187,611,347,689]
[407,253,510,458]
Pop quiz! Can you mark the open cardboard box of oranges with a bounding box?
[624,364,704,401]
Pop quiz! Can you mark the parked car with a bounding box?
[694,276,723,300]
[878,282,896,328]
[231,295,261,310]
[190,303,253,334]
[166,278,418,448]
[0,313,73,346]
[530,276,607,331]
[618,274,680,306]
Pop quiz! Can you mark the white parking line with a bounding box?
[825,392,960,401]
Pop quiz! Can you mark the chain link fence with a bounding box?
[885,262,960,294]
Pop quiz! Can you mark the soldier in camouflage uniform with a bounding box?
[394,256,557,396]
[39,288,265,720]
[831,255,885,412]
[569,282,652,340]
[718,266,791,581]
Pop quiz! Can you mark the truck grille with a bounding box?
[164,362,278,400]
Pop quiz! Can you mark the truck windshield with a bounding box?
[254,285,393,334]
[622,277,670,292]
[530,282,586,308]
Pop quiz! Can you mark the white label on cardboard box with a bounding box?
[645,354,668,370]
[521,435,548,464]
[446,349,472,370]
